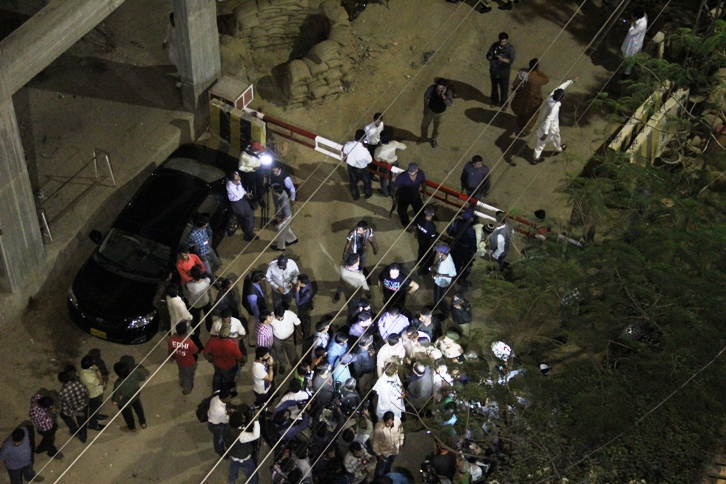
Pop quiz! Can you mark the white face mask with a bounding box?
[389,270,400,279]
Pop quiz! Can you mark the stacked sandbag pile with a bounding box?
[233,0,358,107]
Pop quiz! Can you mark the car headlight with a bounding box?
[128,310,156,329]
[68,287,79,309]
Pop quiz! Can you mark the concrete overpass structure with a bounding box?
[0,0,221,322]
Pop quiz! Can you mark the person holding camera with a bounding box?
[225,410,260,484]
[252,347,275,405]
[486,32,516,109]
[418,79,453,148]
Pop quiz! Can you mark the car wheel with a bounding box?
[226,216,239,236]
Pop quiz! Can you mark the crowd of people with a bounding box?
[0,4,652,484]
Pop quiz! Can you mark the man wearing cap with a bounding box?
[489,211,511,270]
[343,220,378,272]
[334,253,371,303]
[533,77,577,163]
[393,163,426,228]
[378,263,419,310]
[204,322,244,393]
[364,113,384,157]
[450,292,473,337]
[270,306,302,375]
[415,205,438,275]
[271,183,298,251]
[432,245,457,318]
[294,274,315,340]
[407,362,433,410]
[343,129,373,201]
[419,78,453,148]
[446,210,477,288]
[460,156,490,201]
[266,254,300,309]
[270,163,296,203]
[226,171,259,242]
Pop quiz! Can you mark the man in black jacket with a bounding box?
[446,210,477,287]
[350,334,377,395]
[415,205,438,275]
[486,32,516,108]
[224,411,260,484]
[450,292,473,338]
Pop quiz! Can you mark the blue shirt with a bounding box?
[187,225,213,256]
[0,428,32,470]
[386,473,410,484]
[327,341,349,367]
[294,284,314,308]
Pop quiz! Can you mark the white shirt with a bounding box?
[167,295,192,327]
[210,317,247,339]
[372,373,405,419]
[207,395,229,425]
[266,259,300,294]
[226,180,248,202]
[271,310,301,340]
[185,278,211,308]
[364,121,384,145]
[536,80,574,137]
[434,255,457,288]
[621,15,648,57]
[374,141,407,163]
[376,342,406,377]
[343,141,373,169]
[230,421,260,462]
[252,361,270,394]
[277,390,309,418]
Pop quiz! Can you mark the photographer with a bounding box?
[486,32,516,109]
[224,410,260,484]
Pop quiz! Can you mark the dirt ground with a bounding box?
[0,0,666,481]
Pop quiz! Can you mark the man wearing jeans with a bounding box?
[0,427,44,484]
[419,79,453,148]
[187,213,221,278]
[204,323,243,393]
[29,395,63,460]
[343,130,373,200]
[225,412,260,484]
[486,32,515,109]
[79,355,108,431]
[432,245,457,319]
[168,323,199,395]
[207,388,232,458]
[371,411,404,478]
[57,370,89,443]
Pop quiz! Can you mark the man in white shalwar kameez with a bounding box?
[621,8,648,76]
[372,363,405,420]
[532,77,578,163]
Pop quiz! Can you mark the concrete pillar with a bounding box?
[173,0,221,132]
[0,95,45,293]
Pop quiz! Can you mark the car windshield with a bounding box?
[96,227,170,277]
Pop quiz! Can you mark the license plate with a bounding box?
[90,328,107,339]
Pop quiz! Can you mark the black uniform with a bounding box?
[415,214,438,275]
[446,217,477,284]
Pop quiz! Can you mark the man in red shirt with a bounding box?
[203,323,243,395]
[176,245,205,286]
[168,322,199,395]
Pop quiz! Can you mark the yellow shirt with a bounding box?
[79,368,104,399]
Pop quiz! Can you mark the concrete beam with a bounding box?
[0,0,126,102]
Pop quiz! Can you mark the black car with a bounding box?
[67,144,258,344]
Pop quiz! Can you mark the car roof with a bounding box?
[113,162,218,247]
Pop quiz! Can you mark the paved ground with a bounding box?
[0,0,642,481]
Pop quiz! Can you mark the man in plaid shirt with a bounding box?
[57,371,90,443]
[186,213,220,278]
[255,310,275,349]
[29,394,63,459]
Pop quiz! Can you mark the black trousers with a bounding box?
[60,408,88,443]
[347,165,372,200]
[417,241,435,274]
[120,398,146,430]
[490,72,510,106]
[36,424,59,457]
[398,196,423,227]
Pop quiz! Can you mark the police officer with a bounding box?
[415,205,437,275]
[446,209,477,287]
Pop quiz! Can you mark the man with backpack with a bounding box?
[206,387,232,457]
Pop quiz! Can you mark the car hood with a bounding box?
[72,256,156,321]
